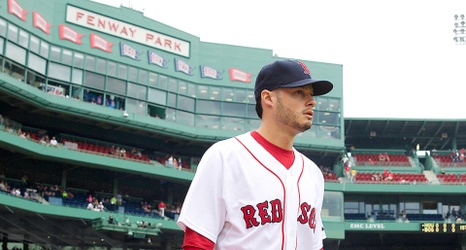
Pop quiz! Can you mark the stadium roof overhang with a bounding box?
[345,118,466,151]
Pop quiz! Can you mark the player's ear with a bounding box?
[261,90,274,106]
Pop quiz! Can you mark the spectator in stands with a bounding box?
[460,148,465,162]
[159,200,166,218]
[452,208,457,220]
[50,136,58,147]
[401,210,409,222]
[142,201,152,213]
[86,201,94,210]
[109,145,116,156]
[386,171,394,181]
[131,147,142,158]
[382,169,389,180]
[456,208,463,222]
[119,147,126,158]
[350,169,357,182]
[0,180,9,192]
[108,214,114,224]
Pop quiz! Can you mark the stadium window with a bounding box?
[165,108,176,122]
[84,71,105,90]
[27,52,46,75]
[85,55,95,71]
[49,46,61,62]
[18,29,28,48]
[48,62,71,82]
[196,99,220,115]
[47,79,69,97]
[7,23,18,42]
[128,66,138,82]
[0,18,6,37]
[176,110,194,126]
[222,102,246,117]
[221,117,245,131]
[71,68,83,85]
[247,119,261,131]
[107,77,126,96]
[235,89,247,103]
[83,89,104,105]
[138,69,148,85]
[39,40,49,58]
[210,86,221,100]
[187,82,196,98]
[127,82,147,100]
[167,92,177,108]
[148,88,166,105]
[96,58,106,73]
[197,85,209,99]
[329,98,341,111]
[5,59,25,81]
[73,52,84,68]
[107,60,117,77]
[158,75,168,90]
[0,38,3,55]
[222,88,234,101]
[117,63,127,79]
[71,86,83,100]
[148,72,158,87]
[26,70,45,89]
[247,103,257,118]
[62,49,72,65]
[178,80,187,95]
[168,77,178,92]
[195,114,220,129]
[5,41,26,65]
[29,35,39,54]
[178,95,195,112]
[148,104,166,119]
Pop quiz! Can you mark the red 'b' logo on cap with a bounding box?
[297,61,311,75]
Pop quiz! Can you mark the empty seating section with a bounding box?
[355,172,427,183]
[353,153,411,166]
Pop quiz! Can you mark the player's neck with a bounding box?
[255,125,295,150]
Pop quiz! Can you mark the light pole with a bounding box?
[453,14,466,45]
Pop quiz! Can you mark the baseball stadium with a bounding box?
[0,0,465,249]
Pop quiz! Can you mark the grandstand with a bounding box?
[0,0,466,250]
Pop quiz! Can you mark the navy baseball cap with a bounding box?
[254,59,333,99]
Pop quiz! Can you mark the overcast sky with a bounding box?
[92,0,466,119]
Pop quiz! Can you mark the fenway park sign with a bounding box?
[65,5,190,57]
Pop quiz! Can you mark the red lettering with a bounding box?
[174,42,181,51]
[120,27,128,36]
[297,202,317,232]
[270,199,283,223]
[129,28,136,37]
[241,205,259,229]
[109,22,119,32]
[155,37,162,46]
[87,15,95,26]
[297,202,310,224]
[76,12,84,21]
[257,201,271,225]
[164,39,172,49]
[98,19,106,29]
[146,33,154,42]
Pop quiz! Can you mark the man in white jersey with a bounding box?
[177,59,333,250]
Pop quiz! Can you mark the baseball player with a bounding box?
[177,59,333,250]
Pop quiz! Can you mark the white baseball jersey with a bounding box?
[177,132,326,250]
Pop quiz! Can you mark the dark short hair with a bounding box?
[255,96,263,119]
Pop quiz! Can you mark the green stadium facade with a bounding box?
[0,0,465,249]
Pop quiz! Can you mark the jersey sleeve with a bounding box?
[177,142,226,243]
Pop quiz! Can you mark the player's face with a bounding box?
[274,85,316,133]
